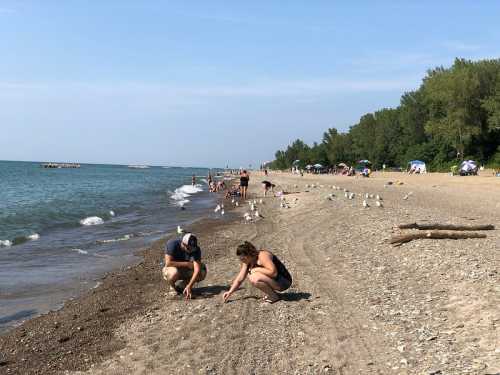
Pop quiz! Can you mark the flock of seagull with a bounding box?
[202,180,415,227]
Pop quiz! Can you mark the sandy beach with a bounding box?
[1,171,499,374]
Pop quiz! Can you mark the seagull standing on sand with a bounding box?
[177,225,184,234]
[376,201,383,207]
[363,200,369,208]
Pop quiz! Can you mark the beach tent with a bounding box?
[408,160,427,173]
[459,160,478,175]
[357,160,371,165]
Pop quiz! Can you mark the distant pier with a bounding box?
[41,163,81,169]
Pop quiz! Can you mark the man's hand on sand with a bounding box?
[183,286,192,300]
[222,291,231,303]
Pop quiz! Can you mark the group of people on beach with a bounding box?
[162,170,292,304]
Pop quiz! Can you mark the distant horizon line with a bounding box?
[0,159,235,170]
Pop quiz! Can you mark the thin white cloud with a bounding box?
[443,41,482,52]
[0,77,417,100]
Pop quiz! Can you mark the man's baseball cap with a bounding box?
[182,233,200,252]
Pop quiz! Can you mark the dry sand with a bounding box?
[1,172,499,374]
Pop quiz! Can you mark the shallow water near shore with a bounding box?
[0,160,224,332]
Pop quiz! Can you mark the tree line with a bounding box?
[270,58,500,171]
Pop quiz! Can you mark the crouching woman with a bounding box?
[223,241,292,304]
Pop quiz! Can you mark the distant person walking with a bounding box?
[162,233,207,299]
[223,241,292,304]
[240,170,250,200]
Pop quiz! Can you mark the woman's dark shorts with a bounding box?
[275,274,292,291]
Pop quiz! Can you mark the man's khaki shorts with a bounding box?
[162,263,207,283]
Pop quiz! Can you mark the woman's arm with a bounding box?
[223,263,248,302]
[250,251,277,278]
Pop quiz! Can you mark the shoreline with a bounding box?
[0,212,238,374]
[1,171,499,374]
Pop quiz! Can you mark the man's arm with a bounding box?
[186,260,201,289]
[164,254,193,269]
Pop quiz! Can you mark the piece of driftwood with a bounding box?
[397,223,495,231]
[390,231,487,246]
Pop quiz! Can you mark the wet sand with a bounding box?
[1,172,499,374]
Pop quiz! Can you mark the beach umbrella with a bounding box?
[337,163,348,168]
[358,159,371,164]
[313,163,323,169]
[292,160,301,166]
[460,160,477,172]
[305,164,313,169]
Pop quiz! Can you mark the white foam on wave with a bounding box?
[170,184,203,207]
[71,248,88,255]
[0,239,12,248]
[97,234,132,244]
[28,233,40,241]
[80,216,104,226]
[109,210,115,217]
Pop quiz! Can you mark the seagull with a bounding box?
[349,193,355,200]
[259,199,263,204]
[253,199,257,205]
[214,204,221,212]
[369,194,374,199]
[376,201,383,207]
[177,225,184,234]
[254,210,261,218]
[231,198,235,204]
[365,193,369,199]
[403,194,409,200]
[363,200,369,208]
[250,203,255,211]
[344,192,349,198]
[221,209,225,215]
[244,213,252,222]
[221,203,224,209]
[376,195,382,201]
[235,202,239,207]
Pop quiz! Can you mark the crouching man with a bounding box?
[162,233,207,299]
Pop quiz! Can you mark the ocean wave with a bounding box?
[71,248,88,255]
[28,233,40,241]
[80,216,104,226]
[169,184,203,207]
[0,239,12,248]
[0,233,41,247]
[96,234,133,244]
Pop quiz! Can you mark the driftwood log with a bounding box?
[397,223,495,231]
[390,231,487,246]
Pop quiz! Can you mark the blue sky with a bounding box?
[1,1,499,167]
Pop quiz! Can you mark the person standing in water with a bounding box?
[223,241,292,304]
[192,174,196,186]
[239,170,249,200]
